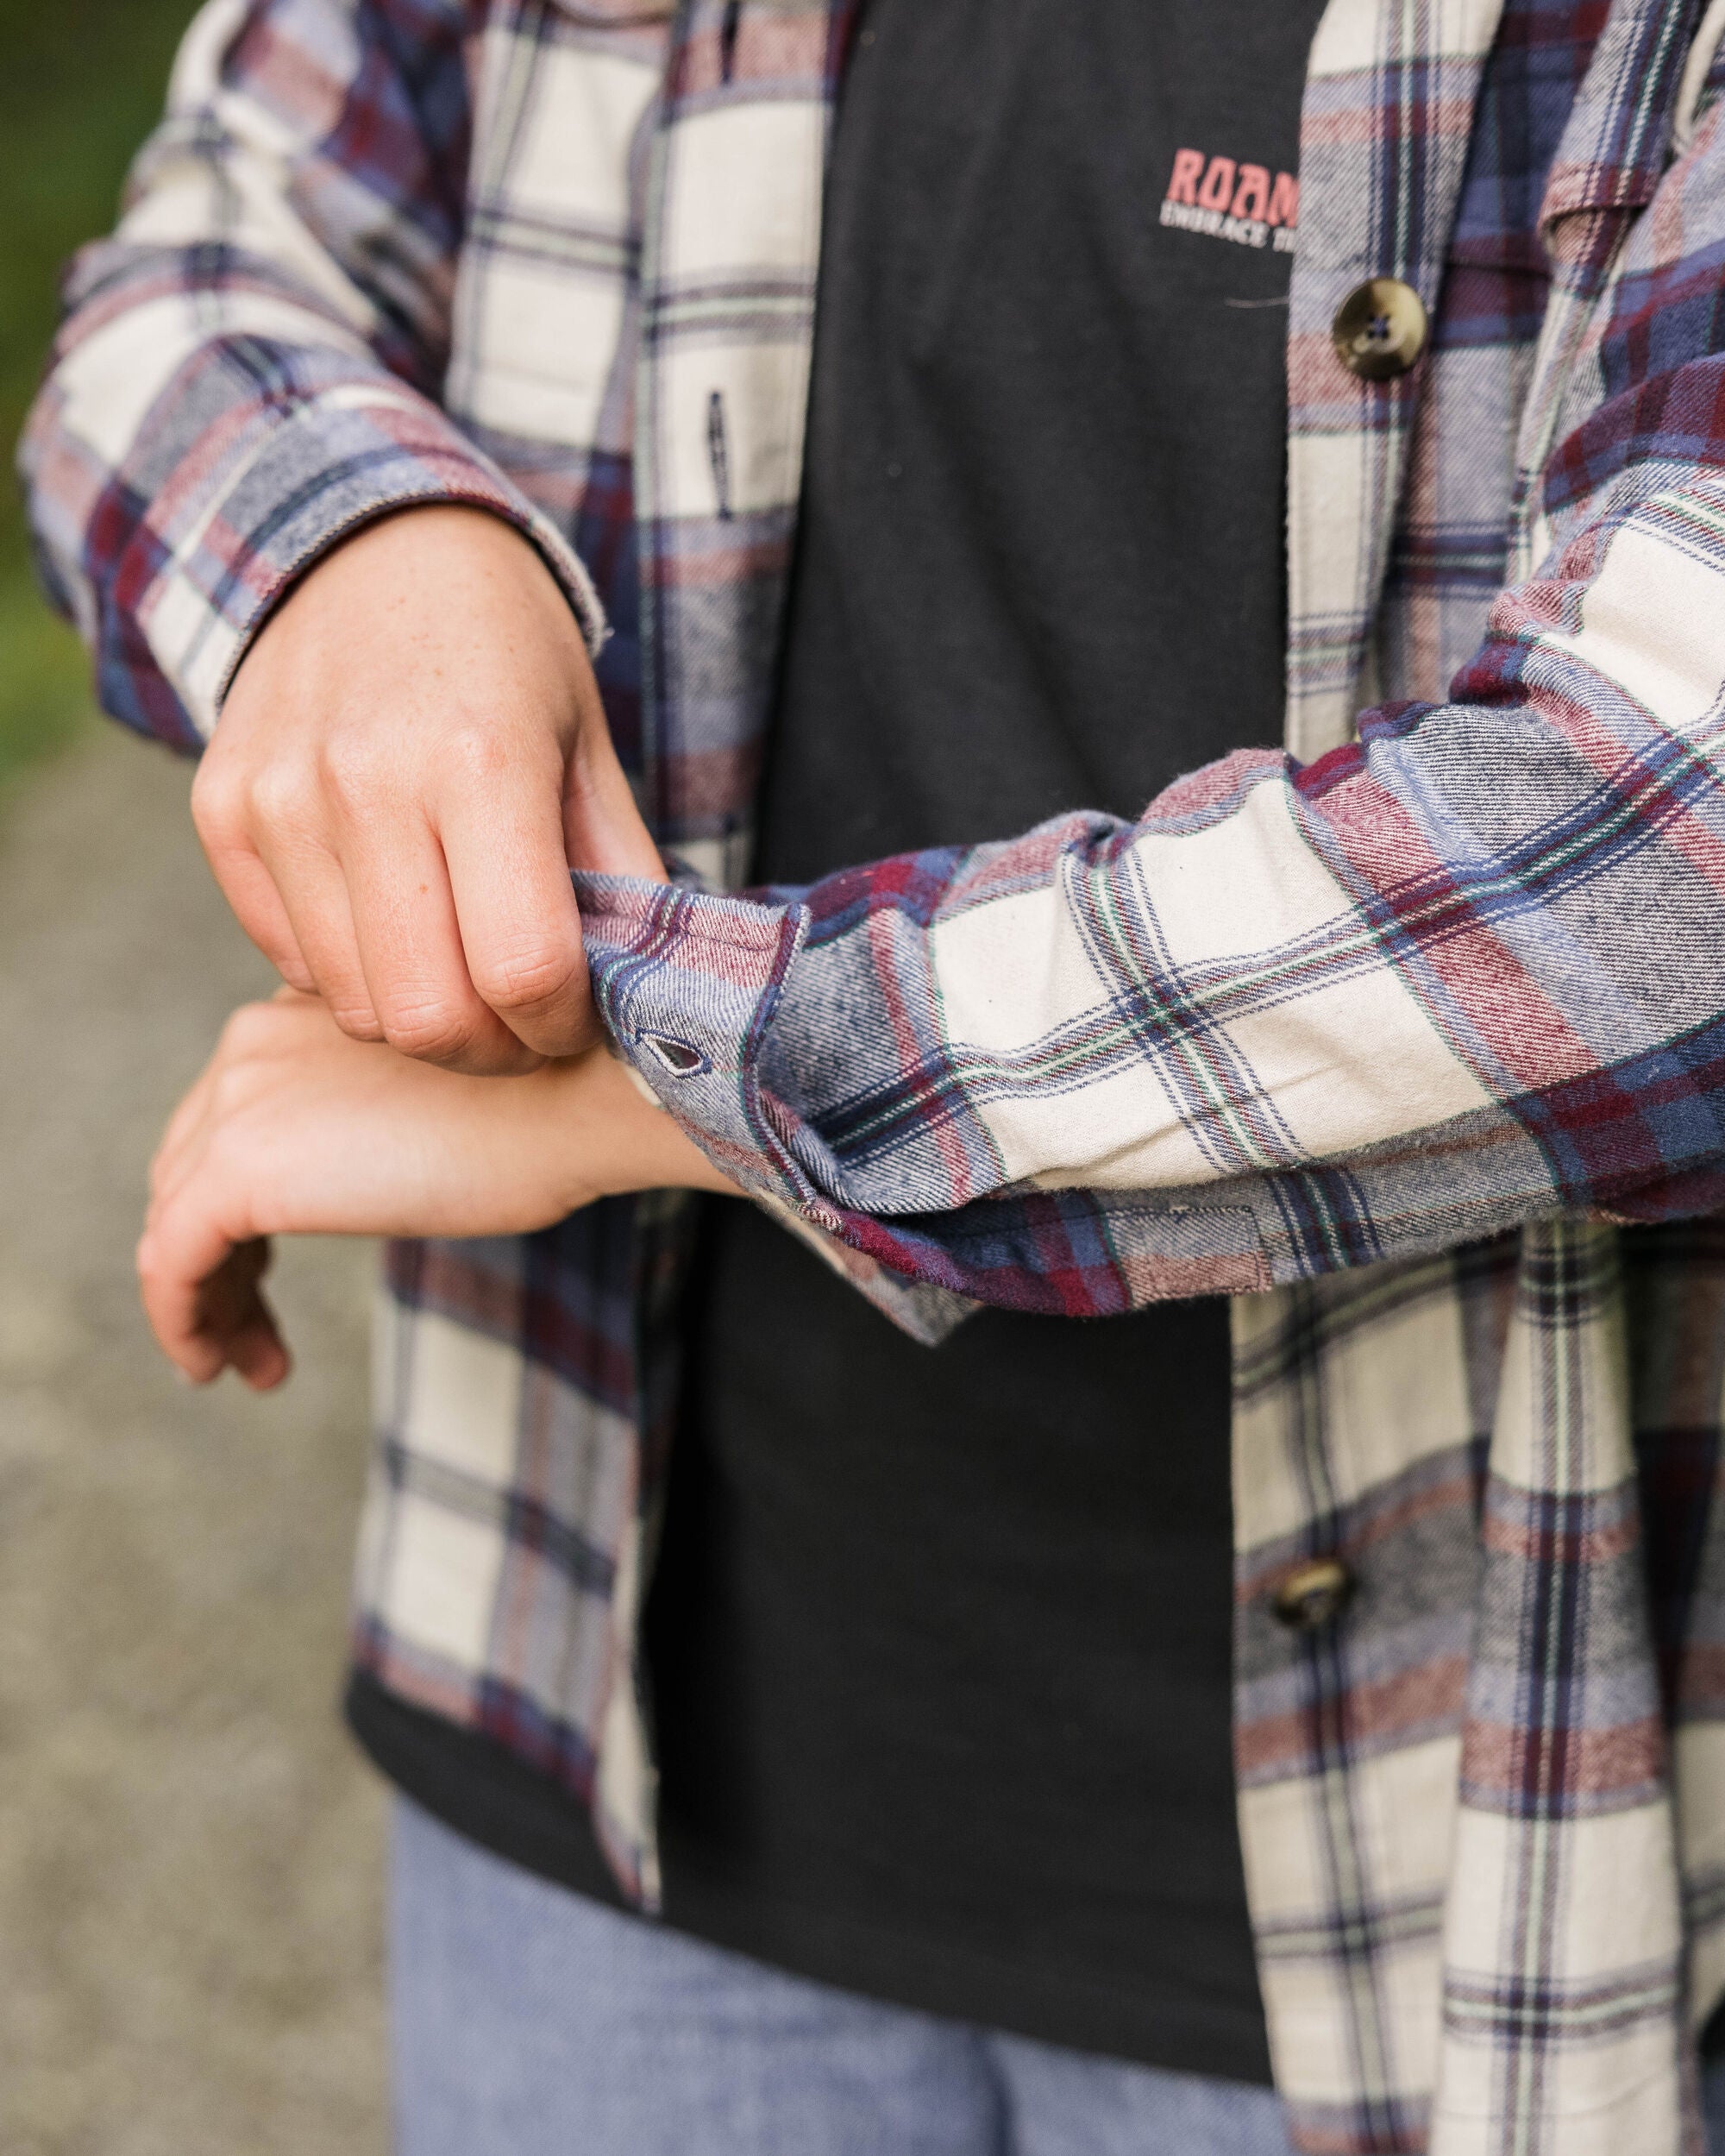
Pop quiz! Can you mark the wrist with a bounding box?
[537,1048,737,1208]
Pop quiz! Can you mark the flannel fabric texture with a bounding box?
[24,0,1725,2147]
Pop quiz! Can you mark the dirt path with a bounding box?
[0,727,386,2155]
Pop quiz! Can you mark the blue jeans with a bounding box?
[390,1798,1725,2156]
[391,1800,1295,2154]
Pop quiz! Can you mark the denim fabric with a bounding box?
[390,1799,1295,2156]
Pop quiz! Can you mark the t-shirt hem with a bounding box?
[345,1668,1276,2088]
[345,1668,629,1912]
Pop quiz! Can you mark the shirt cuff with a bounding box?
[575,871,977,1346]
[143,379,606,738]
[576,873,817,1205]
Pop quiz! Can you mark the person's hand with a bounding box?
[137,993,735,1390]
[191,506,665,1077]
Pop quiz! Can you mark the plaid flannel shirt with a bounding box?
[25,0,1725,2147]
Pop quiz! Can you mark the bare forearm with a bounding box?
[137,996,736,1390]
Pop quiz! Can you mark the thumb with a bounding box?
[563,713,668,884]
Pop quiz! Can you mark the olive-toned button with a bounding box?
[1332,278,1427,380]
[1272,1556,1355,1631]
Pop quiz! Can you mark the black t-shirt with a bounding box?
[348,0,1327,2092]
[646,0,1325,2089]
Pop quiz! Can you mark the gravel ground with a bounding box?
[0,727,388,2155]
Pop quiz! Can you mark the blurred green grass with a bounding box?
[1,0,197,787]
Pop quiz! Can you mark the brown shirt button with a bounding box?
[1272,1556,1356,1631]
[1332,278,1428,380]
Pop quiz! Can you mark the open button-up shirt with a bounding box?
[25,2,1725,2147]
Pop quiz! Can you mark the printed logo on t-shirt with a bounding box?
[1160,148,1299,254]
